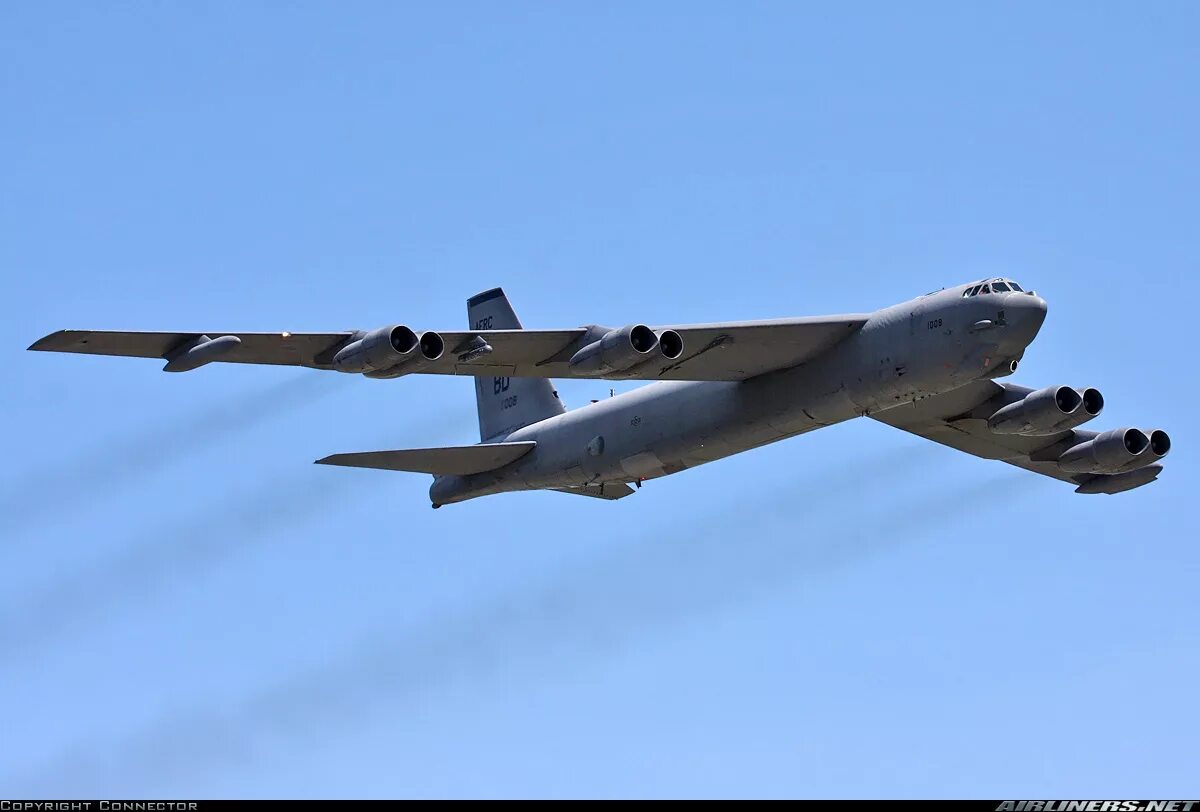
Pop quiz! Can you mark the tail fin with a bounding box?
[467,287,566,441]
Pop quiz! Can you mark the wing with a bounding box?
[436,316,869,381]
[29,316,868,382]
[28,330,353,368]
[871,381,1165,494]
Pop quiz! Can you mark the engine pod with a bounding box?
[1058,427,1152,474]
[987,385,1081,435]
[332,325,420,374]
[568,325,660,374]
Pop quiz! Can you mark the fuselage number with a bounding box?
[927,318,943,330]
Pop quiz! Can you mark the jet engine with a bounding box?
[1057,427,1163,474]
[987,385,1103,436]
[568,325,683,374]
[332,325,444,377]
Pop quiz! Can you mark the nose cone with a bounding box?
[1004,292,1048,348]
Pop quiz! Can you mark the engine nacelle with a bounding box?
[1057,427,1152,474]
[988,385,1079,435]
[987,385,1103,436]
[568,325,681,374]
[332,325,444,376]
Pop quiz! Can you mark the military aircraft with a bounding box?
[29,279,1171,506]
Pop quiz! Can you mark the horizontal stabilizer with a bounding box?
[316,441,535,476]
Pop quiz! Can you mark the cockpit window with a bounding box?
[965,278,1023,296]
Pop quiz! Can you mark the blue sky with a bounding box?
[2,1,1197,799]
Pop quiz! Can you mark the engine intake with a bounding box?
[332,325,443,377]
[1058,427,1152,474]
[1054,387,1105,432]
[1147,429,1171,460]
[1081,387,1104,417]
[568,325,682,374]
[419,331,445,362]
[658,329,684,361]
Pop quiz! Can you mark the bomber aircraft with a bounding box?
[29,279,1171,507]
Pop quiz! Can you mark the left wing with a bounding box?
[29,315,868,382]
[871,381,1169,494]
[434,317,870,381]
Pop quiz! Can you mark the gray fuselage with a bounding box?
[430,283,1048,505]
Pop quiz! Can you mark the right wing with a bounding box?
[871,380,1168,494]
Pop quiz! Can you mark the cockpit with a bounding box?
[962,278,1026,297]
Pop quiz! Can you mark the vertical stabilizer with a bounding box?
[467,288,566,441]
